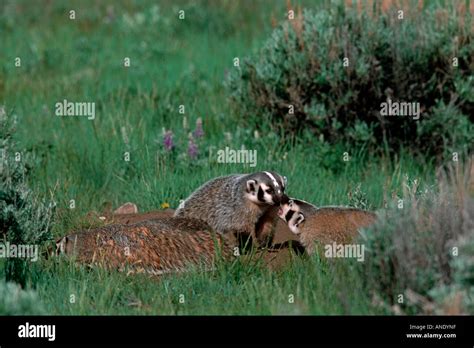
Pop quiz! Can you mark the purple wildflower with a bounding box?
[187,137,198,160]
[192,117,204,138]
[163,130,174,151]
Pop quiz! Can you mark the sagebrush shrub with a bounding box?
[359,163,474,314]
[0,281,45,315]
[226,5,473,159]
[428,234,474,314]
[0,108,55,287]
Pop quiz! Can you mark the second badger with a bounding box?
[278,197,376,255]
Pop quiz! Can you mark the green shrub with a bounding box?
[359,164,474,314]
[0,108,55,287]
[0,280,45,315]
[428,234,474,314]
[226,5,474,159]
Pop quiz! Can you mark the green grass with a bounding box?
[0,0,444,315]
[1,251,383,315]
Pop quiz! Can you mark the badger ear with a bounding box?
[246,179,257,194]
[295,213,305,227]
[283,176,288,187]
[56,236,68,255]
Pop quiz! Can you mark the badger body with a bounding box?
[174,172,287,241]
[56,217,237,275]
[278,198,376,254]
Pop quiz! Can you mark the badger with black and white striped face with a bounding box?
[174,171,288,239]
[277,197,376,254]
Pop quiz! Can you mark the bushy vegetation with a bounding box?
[360,163,474,314]
[0,109,55,287]
[227,3,474,159]
[428,234,474,314]
[0,280,45,315]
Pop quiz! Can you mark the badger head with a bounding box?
[244,171,287,206]
[277,198,305,234]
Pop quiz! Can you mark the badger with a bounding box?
[174,171,287,245]
[55,217,237,275]
[277,197,376,255]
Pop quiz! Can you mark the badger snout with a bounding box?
[272,193,286,204]
[279,194,290,205]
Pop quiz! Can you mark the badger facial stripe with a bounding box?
[257,186,265,202]
[285,209,295,222]
[264,171,283,195]
[264,171,279,187]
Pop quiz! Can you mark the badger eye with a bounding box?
[266,188,274,194]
